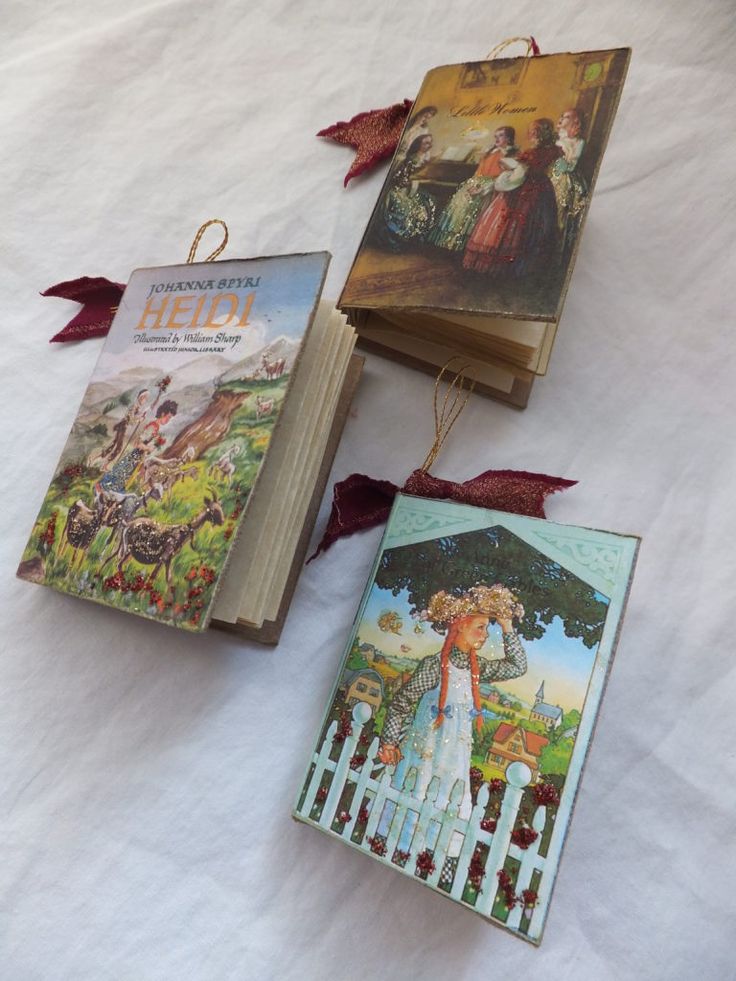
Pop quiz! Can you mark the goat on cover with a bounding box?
[98,486,161,559]
[208,443,242,484]
[111,493,225,597]
[255,395,274,420]
[61,499,102,568]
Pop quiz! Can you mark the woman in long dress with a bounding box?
[550,108,588,257]
[380,134,437,250]
[429,126,518,252]
[463,118,563,277]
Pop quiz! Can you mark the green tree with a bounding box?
[119,391,132,407]
[519,718,548,737]
[562,709,581,732]
[539,737,574,776]
[474,718,502,758]
[376,526,608,647]
[346,638,368,671]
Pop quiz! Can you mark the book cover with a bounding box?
[340,48,630,325]
[294,494,639,943]
[17,252,329,632]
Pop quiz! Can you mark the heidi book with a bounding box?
[340,48,631,406]
[17,252,361,641]
[294,494,639,943]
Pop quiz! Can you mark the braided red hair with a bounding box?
[433,616,484,732]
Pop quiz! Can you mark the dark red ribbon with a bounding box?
[310,466,576,559]
[45,277,125,342]
[317,99,414,186]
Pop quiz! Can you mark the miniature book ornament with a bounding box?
[18,237,361,641]
[294,494,639,943]
[338,46,631,406]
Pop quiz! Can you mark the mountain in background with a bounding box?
[220,335,300,383]
[60,335,297,468]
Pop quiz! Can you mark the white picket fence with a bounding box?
[297,701,548,932]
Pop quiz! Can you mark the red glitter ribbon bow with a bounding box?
[310,467,575,559]
[45,277,125,343]
[310,359,574,559]
[317,99,414,186]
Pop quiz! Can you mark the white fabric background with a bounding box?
[2,2,735,978]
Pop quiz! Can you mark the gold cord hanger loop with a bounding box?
[486,37,537,60]
[419,358,476,473]
[187,219,229,263]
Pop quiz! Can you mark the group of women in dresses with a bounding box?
[379,105,588,279]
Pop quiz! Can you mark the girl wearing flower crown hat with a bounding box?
[378,584,527,823]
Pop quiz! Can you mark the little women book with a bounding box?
[294,494,638,943]
[17,252,360,640]
[340,48,631,406]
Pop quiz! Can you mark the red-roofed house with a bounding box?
[486,723,550,782]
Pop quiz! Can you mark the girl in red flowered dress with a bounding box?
[463,118,563,277]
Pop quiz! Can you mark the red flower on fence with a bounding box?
[338,810,352,824]
[316,787,328,803]
[393,849,410,865]
[332,712,352,744]
[496,871,538,910]
[480,817,497,833]
[497,869,518,909]
[357,804,370,824]
[349,753,366,769]
[510,826,538,850]
[489,778,505,795]
[415,849,436,876]
[467,849,486,891]
[366,836,387,856]
[521,888,538,908]
[469,766,484,798]
[533,782,560,807]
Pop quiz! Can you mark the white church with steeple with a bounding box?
[529,681,563,730]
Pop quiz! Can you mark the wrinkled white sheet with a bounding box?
[1,2,735,978]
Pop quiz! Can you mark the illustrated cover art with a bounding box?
[17,253,329,632]
[294,495,639,943]
[340,48,630,322]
